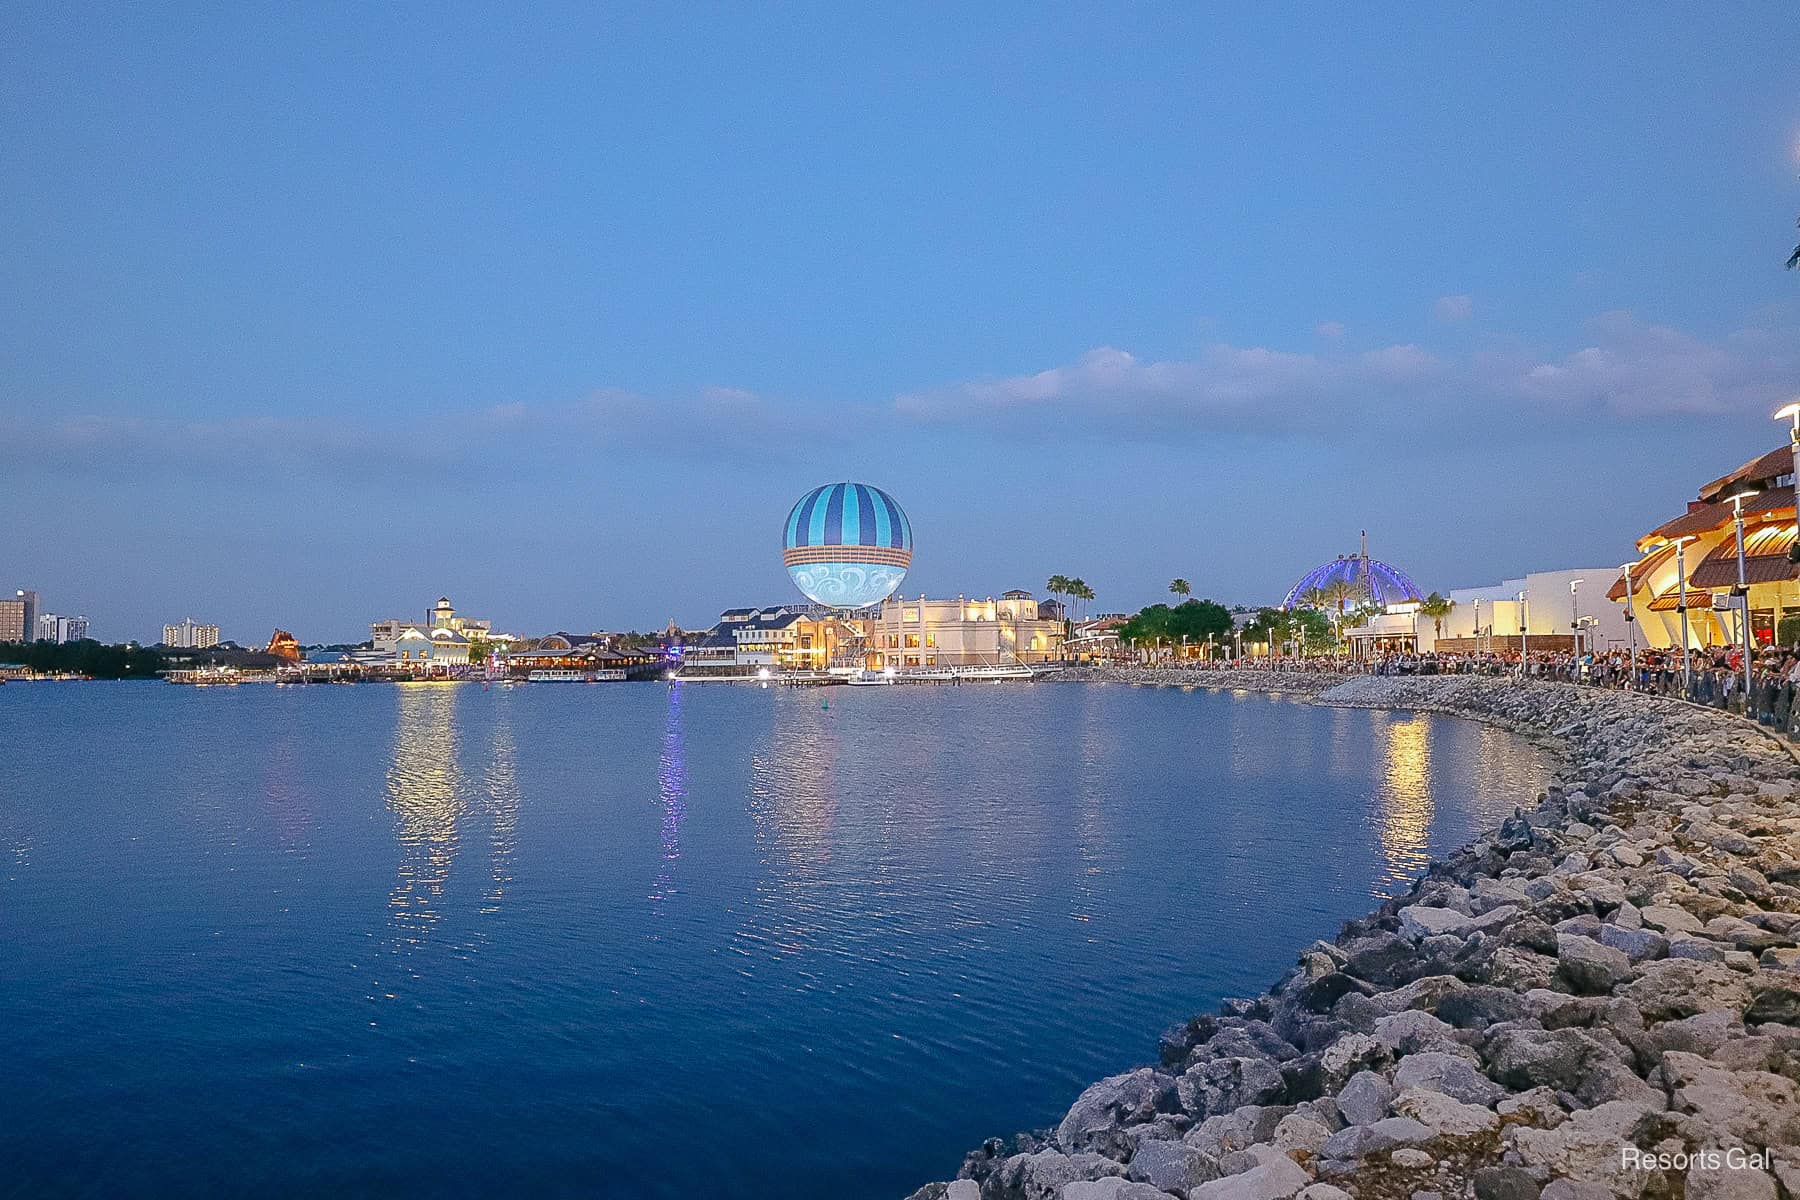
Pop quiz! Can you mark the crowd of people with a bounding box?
[1113,641,1800,733]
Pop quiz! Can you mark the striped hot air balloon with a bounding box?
[782,482,913,609]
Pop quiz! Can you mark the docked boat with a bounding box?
[527,669,626,682]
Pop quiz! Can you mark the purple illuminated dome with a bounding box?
[1282,554,1423,609]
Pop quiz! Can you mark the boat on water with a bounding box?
[527,669,626,683]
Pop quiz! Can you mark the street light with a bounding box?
[1725,488,1760,696]
[1620,559,1639,688]
[1569,578,1584,663]
[1517,590,1528,675]
[1668,534,1697,692]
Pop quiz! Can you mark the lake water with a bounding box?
[0,680,1551,1199]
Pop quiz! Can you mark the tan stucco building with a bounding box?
[861,591,1064,669]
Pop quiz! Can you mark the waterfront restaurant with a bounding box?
[1608,445,1800,650]
[508,633,661,676]
[861,590,1064,670]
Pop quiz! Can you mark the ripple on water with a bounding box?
[0,681,1550,1199]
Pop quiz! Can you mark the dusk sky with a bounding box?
[5,5,1800,643]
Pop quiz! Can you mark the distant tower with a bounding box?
[430,597,455,628]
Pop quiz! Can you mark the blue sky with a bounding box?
[4,4,1800,642]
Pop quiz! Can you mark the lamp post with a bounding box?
[1673,534,1696,693]
[1620,559,1639,689]
[1725,488,1759,696]
[1518,590,1528,674]
[1569,578,1584,664]
[1472,597,1480,655]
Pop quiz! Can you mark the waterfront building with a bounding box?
[0,589,39,643]
[507,633,662,676]
[394,625,470,666]
[163,618,221,649]
[35,614,89,644]
[1606,444,1800,650]
[1337,570,1628,657]
[371,596,506,654]
[861,591,1064,669]
[678,606,847,676]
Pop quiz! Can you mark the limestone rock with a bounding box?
[1393,1050,1504,1106]
[1336,1070,1393,1127]
[1125,1137,1218,1194]
[1189,1154,1312,1200]
[1557,935,1632,995]
[1057,1068,1177,1154]
[1391,1087,1500,1138]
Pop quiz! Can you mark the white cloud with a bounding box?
[1434,294,1474,322]
[892,309,1800,442]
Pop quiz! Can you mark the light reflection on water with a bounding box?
[0,681,1554,1200]
[386,684,465,951]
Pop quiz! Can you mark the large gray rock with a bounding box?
[1316,1033,1388,1092]
[1335,1070,1393,1127]
[1597,924,1667,964]
[1372,1010,1464,1057]
[1473,1166,1542,1200]
[1556,935,1631,995]
[1745,972,1800,1024]
[998,1150,1125,1200]
[1184,1106,1291,1158]
[1684,1163,1778,1200]
[1189,1153,1311,1200]
[1125,1137,1218,1193]
[1620,958,1751,1020]
[1639,905,1703,935]
[1060,1180,1171,1200]
[1056,1068,1176,1154]
[1391,1086,1500,1138]
[1320,1116,1432,1160]
[1482,1027,1605,1092]
[1178,1057,1286,1118]
[1660,1050,1800,1146]
[1392,1050,1504,1106]
[1400,906,1474,942]
[1434,986,1528,1030]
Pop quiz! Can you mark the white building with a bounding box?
[393,625,473,668]
[36,614,89,644]
[372,596,502,654]
[1345,568,1629,655]
[163,618,221,649]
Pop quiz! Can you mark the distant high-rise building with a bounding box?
[35,614,89,644]
[0,589,37,643]
[163,618,221,649]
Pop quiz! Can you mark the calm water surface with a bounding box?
[0,681,1551,1199]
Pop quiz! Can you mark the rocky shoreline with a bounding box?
[907,672,1800,1200]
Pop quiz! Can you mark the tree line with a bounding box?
[0,640,169,679]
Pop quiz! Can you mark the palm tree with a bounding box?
[1418,592,1455,641]
[1069,578,1093,622]
[1297,587,1328,611]
[1321,580,1358,645]
[1046,575,1069,624]
[1169,578,1191,601]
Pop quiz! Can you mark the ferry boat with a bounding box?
[527,669,626,682]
